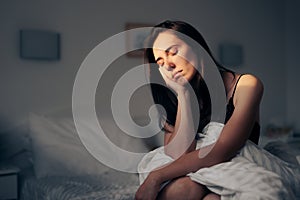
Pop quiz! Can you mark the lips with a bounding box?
[173,70,183,79]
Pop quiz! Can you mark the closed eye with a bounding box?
[155,45,179,66]
[156,58,163,66]
[167,46,178,56]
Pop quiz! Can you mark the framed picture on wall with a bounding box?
[125,23,153,57]
[20,29,60,60]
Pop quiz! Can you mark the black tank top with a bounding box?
[224,74,260,145]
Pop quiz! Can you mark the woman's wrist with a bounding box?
[177,88,190,99]
[149,170,164,185]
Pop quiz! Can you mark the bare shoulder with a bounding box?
[235,74,264,104]
[238,74,263,92]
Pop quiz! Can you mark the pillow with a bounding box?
[29,113,111,178]
[0,122,32,170]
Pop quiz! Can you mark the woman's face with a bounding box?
[152,31,198,82]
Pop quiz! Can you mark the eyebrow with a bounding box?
[154,45,177,63]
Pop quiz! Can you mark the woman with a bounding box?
[135,20,297,200]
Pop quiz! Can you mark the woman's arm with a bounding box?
[158,67,198,159]
[164,89,197,158]
[149,74,264,184]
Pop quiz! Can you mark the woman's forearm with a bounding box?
[152,121,248,184]
[164,90,197,159]
[152,142,228,184]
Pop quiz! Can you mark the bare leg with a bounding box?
[157,176,209,200]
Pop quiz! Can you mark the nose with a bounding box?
[162,56,175,71]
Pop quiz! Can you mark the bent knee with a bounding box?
[158,177,208,200]
[203,193,221,200]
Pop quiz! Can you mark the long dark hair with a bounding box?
[145,20,232,133]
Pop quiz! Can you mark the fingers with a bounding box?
[158,67,172,81]
[158,67,173,88]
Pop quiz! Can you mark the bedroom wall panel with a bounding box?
[286,0,300,133]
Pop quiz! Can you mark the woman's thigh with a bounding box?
[157,176,209,200]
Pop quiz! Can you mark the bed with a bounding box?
[1,112,152,200]
[0,112,299,199]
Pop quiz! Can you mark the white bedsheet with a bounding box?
[21,172,139,200]
[138,122,300,200]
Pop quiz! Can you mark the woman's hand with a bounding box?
[159,67,188,95]
[135,171,162,200]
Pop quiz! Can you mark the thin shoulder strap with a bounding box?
[231,74,244,99]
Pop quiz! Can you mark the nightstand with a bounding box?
[0,165,20,200]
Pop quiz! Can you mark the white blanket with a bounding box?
[138,122,300,200]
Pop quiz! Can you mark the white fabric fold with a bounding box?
[138,122,300,199]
